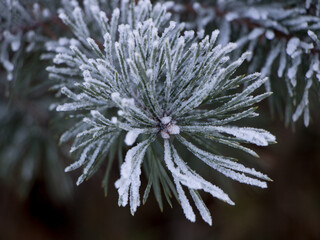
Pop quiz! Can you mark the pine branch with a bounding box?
[176,2,320,54]
[171,0,320,126]
[47,0,275,225]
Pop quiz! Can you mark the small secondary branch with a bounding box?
[175,3,320,54]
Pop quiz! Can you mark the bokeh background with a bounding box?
[1,117,320,240]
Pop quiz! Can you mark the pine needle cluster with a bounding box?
[47,0,276,224]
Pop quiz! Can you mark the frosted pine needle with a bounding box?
[47,0,275,225]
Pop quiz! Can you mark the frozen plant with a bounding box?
[0,0,56,83]
[173,0,320,127]
[0,0,72,201]
[47,0,275,224]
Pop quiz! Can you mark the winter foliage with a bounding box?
[46,0,276,224]
[0,0,72,201]
[0,0,57,83]
[1,0,320,225]
[173,0,320,126]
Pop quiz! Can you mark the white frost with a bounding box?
[286,37,300,57]
[111,117,118,124]
[167,124,180,135]
[175,179,196,222]
[125,129,144,146]
[161,116,172,124]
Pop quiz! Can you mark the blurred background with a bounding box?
[1,117,320,240]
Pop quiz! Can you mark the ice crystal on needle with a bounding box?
[47,0,275,224]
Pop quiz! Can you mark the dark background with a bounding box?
[1,118,320,240]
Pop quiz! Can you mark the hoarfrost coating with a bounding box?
[47,0,275,224]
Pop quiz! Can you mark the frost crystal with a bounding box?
[48,0,275,225]
[125,129,144,146]
[160,117,180,139]
[180,1,320,126]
